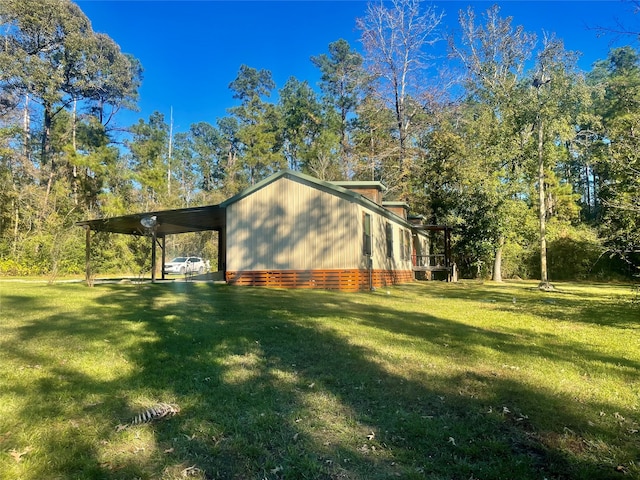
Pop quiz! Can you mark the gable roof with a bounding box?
[221,169,413,228]
[76,170,414,236]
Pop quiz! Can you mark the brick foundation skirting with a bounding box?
[225,269,414,291]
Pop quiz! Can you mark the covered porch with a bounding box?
[411,225,457,282]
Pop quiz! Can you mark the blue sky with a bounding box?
[76,1,637,134]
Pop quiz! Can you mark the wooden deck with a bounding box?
[411,254,457,281]
[412,265,452,272]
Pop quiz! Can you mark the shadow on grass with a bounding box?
[345,286,640,387]
[2,282,638,479]
[433,280,639,329]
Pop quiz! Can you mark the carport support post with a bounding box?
[445,227,452,282]
[219,227,226,276]
[84,225,92,286]
[151,228,157,283]
[161,236,166,280]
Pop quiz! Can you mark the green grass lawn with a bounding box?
[0,279,638,479]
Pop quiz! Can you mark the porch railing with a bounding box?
[411,254,448,269]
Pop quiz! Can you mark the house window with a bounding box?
[363,213,372,256]
[386,222,393,258]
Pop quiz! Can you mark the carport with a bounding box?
[76,205,226,283]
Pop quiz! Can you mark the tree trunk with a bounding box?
[23,94,30,159]
[43,170,55,217]
[584,163,590,218]
[537,115,552,290]
[72,98,79,206]
[41,104,54,215]
[12,197,19,257]
[592,169,599,220]
[492,236,504,282]
[168,106,173,195]
[41,103,52,168]
[340,106,350,177]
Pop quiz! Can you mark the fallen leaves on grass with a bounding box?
[9,446,33,462]
[181,465,202,477]
[130,403,180,425]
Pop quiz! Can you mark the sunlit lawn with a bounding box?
[0,279,638,479]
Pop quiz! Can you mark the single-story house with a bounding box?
[77,170,454,290]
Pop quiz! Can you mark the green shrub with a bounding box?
[0,257,34,276]
[498,223,629,281]
[501,240,536,280]
[533,224,627,281]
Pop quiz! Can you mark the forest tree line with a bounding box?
[0,0,638,280]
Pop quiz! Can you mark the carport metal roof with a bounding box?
[75,204,226,237]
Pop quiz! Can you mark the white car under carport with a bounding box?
[163,256,205,275]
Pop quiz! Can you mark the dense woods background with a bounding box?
[1,0,638,281]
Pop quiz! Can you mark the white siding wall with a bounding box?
[370,216,413,271]
[226,176,414,272]
[413,231,430,257]
[226,178,360,270]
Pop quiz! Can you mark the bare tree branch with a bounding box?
[587,0,640,44]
